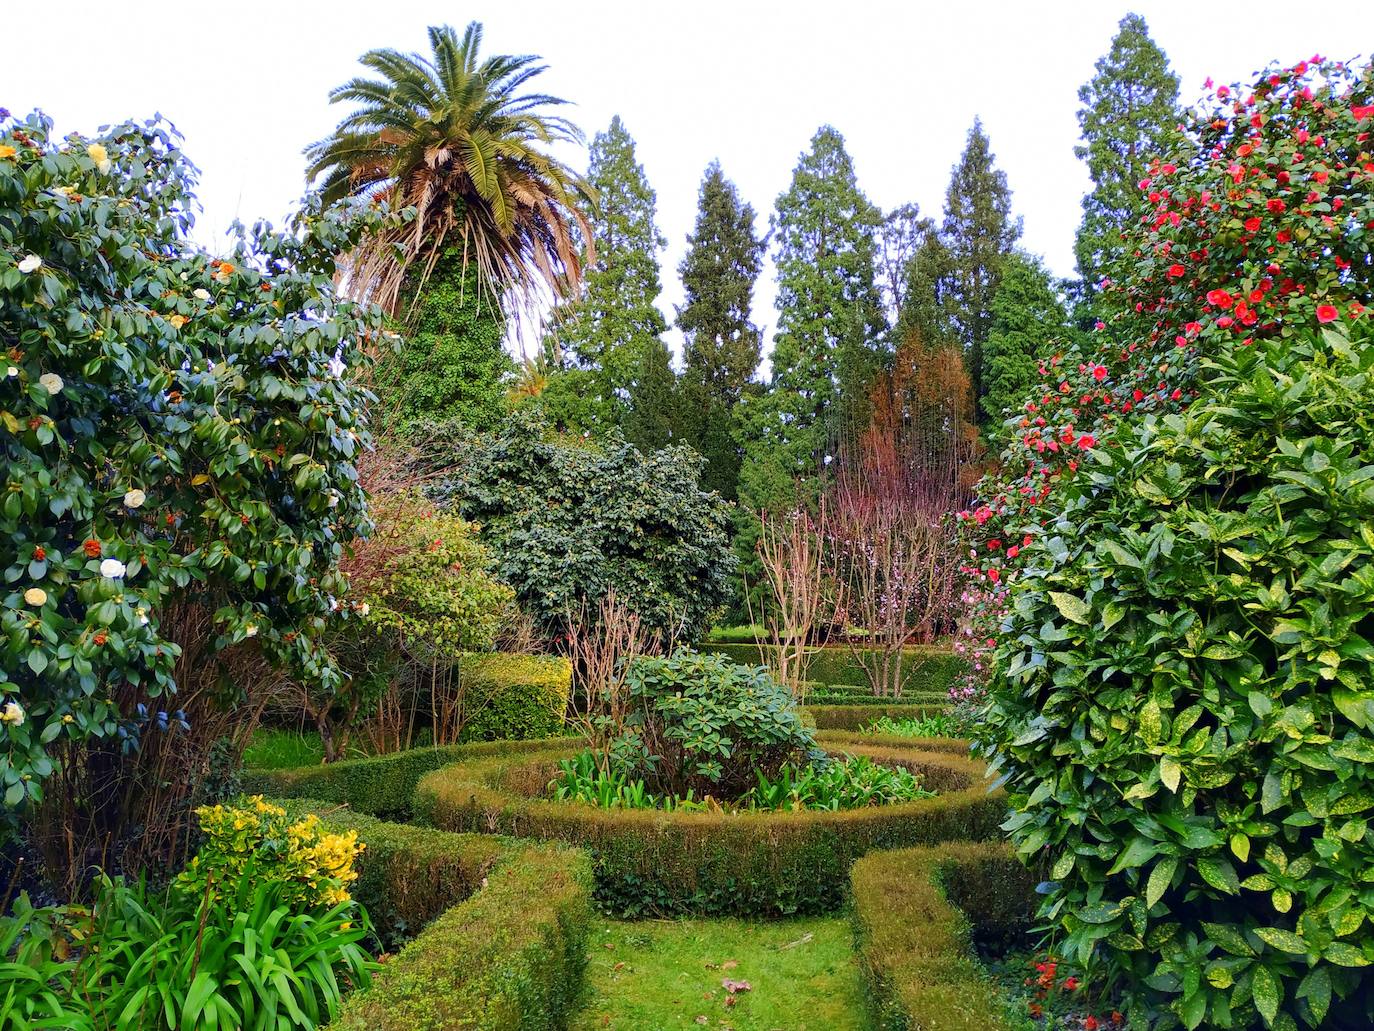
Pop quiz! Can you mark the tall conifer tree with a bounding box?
[547,116,671,434]
[739,126,885,511]
[980,251,1074,435]
[1074,13,1180,295]
[676,162,765,499]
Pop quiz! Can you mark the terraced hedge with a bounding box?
[274,801,595,1031]
[850,841,1038,1031]
[805,704,948,731]
[412,734,1005,916]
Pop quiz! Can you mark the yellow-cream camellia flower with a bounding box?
[86,142,112,174]
[23,587,47,606]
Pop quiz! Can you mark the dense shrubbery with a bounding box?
[424,410,735,640]
[698,641,966,699]
[974,60,1374,1029]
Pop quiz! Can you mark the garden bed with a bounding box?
[412,734,1004,916]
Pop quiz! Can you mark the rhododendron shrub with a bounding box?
[970,60,1374,1029]
[0,112,379,807]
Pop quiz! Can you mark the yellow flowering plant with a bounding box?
[177,796,363,910]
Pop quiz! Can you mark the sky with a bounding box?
[6,0,1374,366]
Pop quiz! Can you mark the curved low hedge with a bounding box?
[805,703,948,731]
[698,642,965,696]
[273,801,595,1031]
[243,737,568,818]
[850,841,1038,1031]
[413,733,1006,916]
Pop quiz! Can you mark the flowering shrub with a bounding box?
[178,796,363,909]
[0,112,383,804]
[969,60,1374,1028]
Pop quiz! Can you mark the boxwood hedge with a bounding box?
[412,733,1005,916]
[273,801,594,1031]
[698,642,964,698]
[458,653,572,743]
[850,841,1038,1031]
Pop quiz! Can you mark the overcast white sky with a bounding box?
[7,1,1373,365]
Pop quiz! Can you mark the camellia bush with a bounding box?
[968,60,1374,1029]
[426,409,736,641]
[0,112,380,857]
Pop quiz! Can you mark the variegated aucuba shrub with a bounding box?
[986,319,1374,1030]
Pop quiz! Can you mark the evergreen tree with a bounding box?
[739,126,885,511]
[980,251,1073,435]
[1074,12,1180,294]
[898,119,1020,406]
[376,250,513,432]
[623,340,679,452]
[676,162,766,499]
[548,116,671,433]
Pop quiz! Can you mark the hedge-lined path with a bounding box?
[573,915,869,1030]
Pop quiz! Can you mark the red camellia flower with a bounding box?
[1317,304,1340,323]
[1244,216,1262,232]
[1353,105,1374,121]
[1091,364,1107,381]
[1085,1019,1099,1031]
[1077,434,1096,450]
[1206,288,1235,308]
[82,539,102,558]
[32,546,46,561]
[1167,263,1185,278]
[1266,197,1286,213]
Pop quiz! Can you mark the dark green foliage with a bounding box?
[676,162,766,499]
[739,126,886,511]
[414,735,1006,916]
[325,829,594,1030]
[620,337,679,452]
[459,653,572,743]
[900,119,1021,403]
[432,411,735,639]
[621,650,818,797]
[1073,13,1180,294]
[377,251,513,431]
[547,116,671,436]
[850,841,1038,1031]
[696,642,966,698]
[983,324,1374,1028]
[980,250,1074,434]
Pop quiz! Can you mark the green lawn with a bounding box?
[242,728,326,769]
[573,915,869,1030]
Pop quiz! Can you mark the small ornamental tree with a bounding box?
[0,114,378,860]
[966,60,1374,1028]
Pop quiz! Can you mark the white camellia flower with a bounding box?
[136,607,150,625]
[23,587,47,606]
[123,489,146,509]
[99,558,127,579]
[327,492,340,509]
[0,701,25,727]
[17,255,42,274]
[244,623,259,638]
[5,367,16,378]
[193,288,211,301]
[357,602,370,616]
[38,373,63,395]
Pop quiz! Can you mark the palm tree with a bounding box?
[306,22,594,315]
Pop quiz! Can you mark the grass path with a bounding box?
[572,914,870,1031]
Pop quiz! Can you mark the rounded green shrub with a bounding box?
[459,653,572,743]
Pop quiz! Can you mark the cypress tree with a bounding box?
[1074,12,1181,295]
[739,125,885,511]
[980,251,1074,435]
[547,116,671,434]
[676,162,766,499]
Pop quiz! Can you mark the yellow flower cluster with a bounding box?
[179,796,363,910]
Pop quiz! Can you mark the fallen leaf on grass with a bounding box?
[721,960,738,970]
[694,1017,708,1025]
[722,979,752,994]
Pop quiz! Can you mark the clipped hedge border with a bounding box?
[698,641,965,694]
[243,737,567,818]
[459,652,572,743]
[805,703,948,731]
[271,800,595,1031]
[413,733,1006,917]
[850,841,1038,1031]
